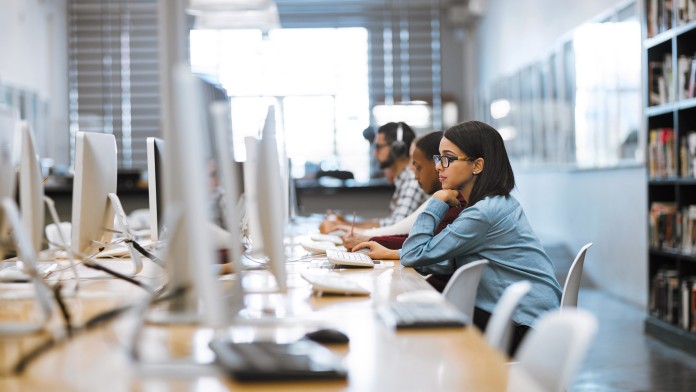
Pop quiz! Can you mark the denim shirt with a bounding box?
[399,195,562,327]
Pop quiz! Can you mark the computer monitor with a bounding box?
[255,105,287,292]
[0,106,18,260]
[70,132,118,258]
[19,121,44,256]
[243,136,263,254]
[151,64,224,326]
[146,137,165,242]
[209,101,244,275]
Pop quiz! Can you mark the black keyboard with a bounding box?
[378,301,470,329]
[209,339,347,382]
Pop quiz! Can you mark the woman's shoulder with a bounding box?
[475,194,518,207]
[466,195,520,217]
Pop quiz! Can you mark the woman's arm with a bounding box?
[399,198,490,268]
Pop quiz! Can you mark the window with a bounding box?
[68,0,159,170]
[190,27,371,180]
[68,0,447,177]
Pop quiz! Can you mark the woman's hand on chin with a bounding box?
[433,189,462,207]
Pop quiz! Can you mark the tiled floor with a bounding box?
[571,288,696,391]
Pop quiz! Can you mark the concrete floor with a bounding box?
[570,288,696,392]
[540,242,696,391]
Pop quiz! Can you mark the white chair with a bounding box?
[509,309,598,392]
[442,259,489,319]
[484,280,532,355]
[561,243,593,310]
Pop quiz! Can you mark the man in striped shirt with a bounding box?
[320,122,427,232]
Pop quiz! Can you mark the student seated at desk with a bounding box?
[342,131,448,248]
[320,122,427,233]
[356,121,562,355]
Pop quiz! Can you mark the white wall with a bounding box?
[514,167,647,307]
[0,0,69,166]
[475,0,647,307]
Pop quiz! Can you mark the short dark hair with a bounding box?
[377,122,416,149]
[415,130,443,158]
[442,121,515,207]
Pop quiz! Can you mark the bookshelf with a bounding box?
[645,0,696,355]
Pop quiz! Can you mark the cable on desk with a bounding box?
[9,283,181,375]
[126,239,165,268]
[51,282,73,336]
[82,260,154,293]
[11,303,132,375]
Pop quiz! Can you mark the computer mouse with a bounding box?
[303,328,350,344]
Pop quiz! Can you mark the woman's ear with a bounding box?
[473,157,484,175]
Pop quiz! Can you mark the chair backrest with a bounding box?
[513,309,598,392]
[442,259,489,319]
[484,280,532,354]
[560,243,593,309]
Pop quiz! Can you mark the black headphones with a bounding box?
[390,122,408,159]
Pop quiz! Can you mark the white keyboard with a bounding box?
[326,249,374,268]
[309,233,343,245]
[300,240,339,254]
[301,272,370,296]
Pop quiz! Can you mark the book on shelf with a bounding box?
[679,131,696,177]
[650,202,696,253]
[648,0,676,37]
[648,128,676,178]
[679,55,693,100]
[649,61,663,106]
[688,59,696,99]
[650,269,679,323]
[650,201,678,249]
[647,54,675,106]
[679,0,696,25]
[682,205,696,254]
[649,270,696,331]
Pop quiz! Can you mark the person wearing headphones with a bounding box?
[320,122,428,233]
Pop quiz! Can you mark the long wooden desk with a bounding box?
[0,251,515,391]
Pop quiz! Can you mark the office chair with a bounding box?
[484,280,532,355]
[442,259,489,319]
[508,309,598,392]
[561,243,593,310]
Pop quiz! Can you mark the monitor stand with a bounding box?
[107,193,143,276]
[43,196,80,285]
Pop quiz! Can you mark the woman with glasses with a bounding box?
[356,120,561,355]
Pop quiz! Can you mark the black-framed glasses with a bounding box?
[433,155,473,168]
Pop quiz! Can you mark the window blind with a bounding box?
[68,0,444,170]
[68,0,159,170]
[277,0,444,129]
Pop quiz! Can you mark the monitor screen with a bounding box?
[19,121,44,255]
[0,106,18,260]
[146,137,165,242]
[152,64,224,326]
[70,132,117,257]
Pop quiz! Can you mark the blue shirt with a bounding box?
[399,195,562,327]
